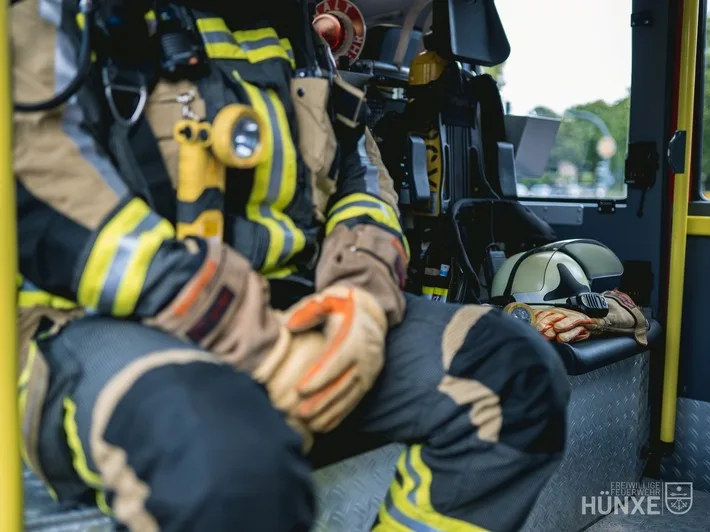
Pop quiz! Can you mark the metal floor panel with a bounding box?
[661,398,710,493]
[586,487,710,532]
[24,469,112,532]
[523,354,650,532]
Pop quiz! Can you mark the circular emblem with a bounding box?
[315,0,366,63]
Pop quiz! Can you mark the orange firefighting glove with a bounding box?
[534,290,649,346]
[282,285,388,433]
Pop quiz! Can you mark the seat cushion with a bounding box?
[553,319,662,376]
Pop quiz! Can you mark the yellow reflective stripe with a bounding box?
[265,265,298,280]
[240,78,304,272]
[326,192,403,234]
[78,198,150,309]
[196,18,290,64]
[18,344,35,473]
[96,491,112,516]
[63,398,103,489]
[17,275,78,310]
[234,28,279,42]
[408,445,489,531]
[77,10,155,28]
[233,28,291,63]
[244,44,290,64]
[18,387,30,465]
[78,198,173,315]
[196,17,229,33]
[374,505,412,532]
[280,38,296,69]
[422,286,448,298]
[197,18,248,60]
[240,82,285,269]
[18,341,37,389]
[18,290,77,310]
[326,192,410,258]
[113,219,174,316]
[385,451,433,528]
[267,90,306,261]
[18,343,58,501]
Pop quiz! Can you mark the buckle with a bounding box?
[332,76,366,129]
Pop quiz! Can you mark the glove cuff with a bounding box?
[316,224,407,326]
[146,240,285,369]
[602,290,649,346]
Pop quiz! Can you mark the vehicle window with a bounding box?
[700,5,710,199]
[487,0,632,200]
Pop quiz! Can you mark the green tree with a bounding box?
[482,62,506,90]
[484,61,631,193]
[549,95,630,188]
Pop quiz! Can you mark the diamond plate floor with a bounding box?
[586,487,710,532]
[661,398,710,493]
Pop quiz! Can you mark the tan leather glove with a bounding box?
[534,290,649,346]
[259,330,327,452]
[282,285,388,434]
[146,240,317,450]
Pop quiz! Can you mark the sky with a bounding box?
[494,0,633,115]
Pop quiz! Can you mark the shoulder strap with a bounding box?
[103,63,178,224]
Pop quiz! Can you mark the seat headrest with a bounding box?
[433,0,510,66]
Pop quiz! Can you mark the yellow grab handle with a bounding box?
[0,0,24,529]
[660,0,699,445]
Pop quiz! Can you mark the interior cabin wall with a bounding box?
[660,237,710,493]
[548,0,674,321]
[555,0,710,495]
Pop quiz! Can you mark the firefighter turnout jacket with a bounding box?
[14,0,408,359]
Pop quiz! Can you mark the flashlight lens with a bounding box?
[232,117,260,159]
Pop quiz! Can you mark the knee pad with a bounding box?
[448,310,570,454]
[103,359,315,532]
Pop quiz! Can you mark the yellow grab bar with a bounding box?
[660,0,700,445]
[0,0,22,530]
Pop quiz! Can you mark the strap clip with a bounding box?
[102,63,148,127]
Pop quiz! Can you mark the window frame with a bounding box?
[692,0,708,202]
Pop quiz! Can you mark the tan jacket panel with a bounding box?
[364,128,400,217]
[13,0,124,230]
[144,80,207,189]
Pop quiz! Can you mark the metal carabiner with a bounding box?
[102,65,148,127]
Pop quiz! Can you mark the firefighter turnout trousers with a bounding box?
[23,293,569,532]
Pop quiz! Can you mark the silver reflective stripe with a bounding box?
[96,211,162,312]
[357,135,381,196]
[238,36,281,51]
[260,92,294,262]
[404,448,422,506]
[40,0,129,197]
[201,31,236,45]
[383,491,438,532]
